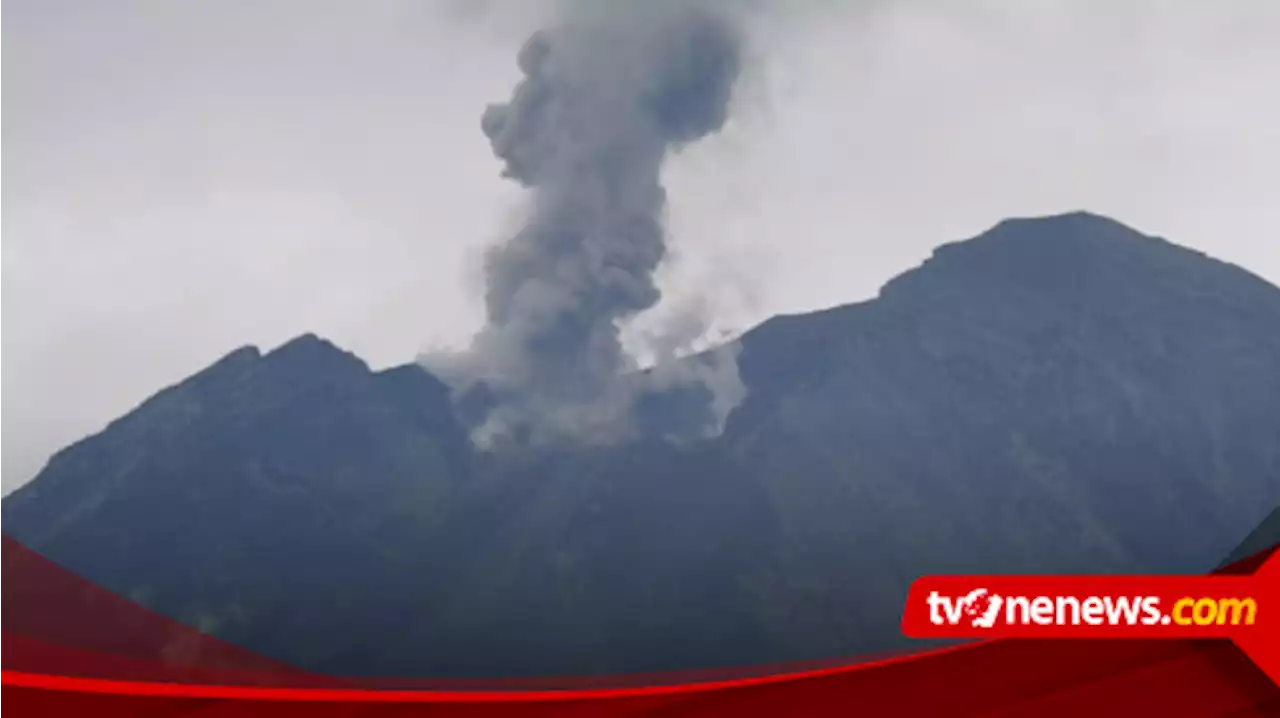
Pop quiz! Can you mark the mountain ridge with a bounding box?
[5,210,1279,677]
[29,209,1274,466]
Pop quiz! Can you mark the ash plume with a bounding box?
[426,0,749,447]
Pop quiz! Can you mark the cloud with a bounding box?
[422,0,754,446]
[3,1,1277,491]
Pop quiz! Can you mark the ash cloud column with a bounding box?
[429,1,749,446]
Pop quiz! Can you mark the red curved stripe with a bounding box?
[4,537,1277,715]
[0,640,984,701]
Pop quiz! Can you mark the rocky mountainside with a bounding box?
[5,211,1279,677]
[1222,506,1280,567]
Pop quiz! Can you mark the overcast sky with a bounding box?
[3,0,1278,494]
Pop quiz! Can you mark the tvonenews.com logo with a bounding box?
[900,564,1275,678]
[926,588,1258,629]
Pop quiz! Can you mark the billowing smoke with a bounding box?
[427,0,750,447]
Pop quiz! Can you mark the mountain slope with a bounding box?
[1222,506,1280,567]
[713,211,1280,657]
[5,211,1279,676]
[1,335,472,664]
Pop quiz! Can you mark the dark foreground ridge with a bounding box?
[1222,506,1280,568]
[5,211,1280,677]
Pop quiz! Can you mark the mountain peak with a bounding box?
[145,334,368,408]
[264,333,366,368]
[988,209,1138,235]
[269,332,339,354]
[941,210,1153,260]
[205,344,262,371]
[972,210,1166,260]
[875,210,1276,311]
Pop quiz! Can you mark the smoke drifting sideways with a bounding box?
[424,0,750,449]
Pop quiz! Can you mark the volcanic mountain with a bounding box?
[5,211,1279,676]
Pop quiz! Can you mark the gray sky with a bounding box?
[3,0,1278,494]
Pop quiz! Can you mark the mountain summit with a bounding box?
[5,212,1279,676]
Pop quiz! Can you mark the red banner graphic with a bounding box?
[4,534,1278,716]
[901,556,1280,687]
